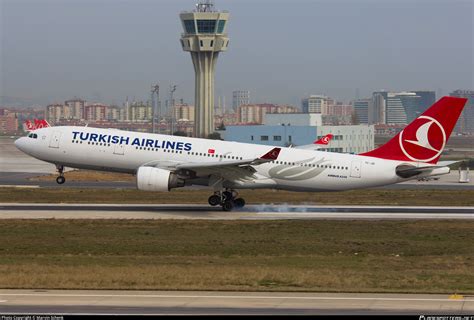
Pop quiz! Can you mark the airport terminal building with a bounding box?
[219,113,374,154]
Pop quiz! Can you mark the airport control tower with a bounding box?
[180,1,229,138]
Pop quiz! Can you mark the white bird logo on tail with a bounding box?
[404,121,440,152]
[399,115,446,162]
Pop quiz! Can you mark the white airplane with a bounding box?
[15,96,467,211]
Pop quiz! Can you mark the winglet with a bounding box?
[260,147,281,160]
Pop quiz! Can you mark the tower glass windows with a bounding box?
[217,20,226,33]
[197,19,217,33]
[184,20,196,34]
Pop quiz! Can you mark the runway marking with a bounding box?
[0,185,40,188]
[0,204,473,220]
[0,293,473,302]
[257,213,474,219]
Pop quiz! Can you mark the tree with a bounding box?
[207,132,222,140]
[217,121,226,131]
[173,131,188,137]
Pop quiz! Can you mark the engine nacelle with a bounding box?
[136,167,185,192]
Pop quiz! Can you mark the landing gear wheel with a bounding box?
[55,165,65,185]
[234,198,245,209]
[56,176,66,184]
[208,195,220,206]
[222,201,234,212]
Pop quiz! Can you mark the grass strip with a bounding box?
[0,187,473,206]
[0,219,472,293]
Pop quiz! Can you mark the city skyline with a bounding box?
[1,0,473,107]
[2,88,473,136]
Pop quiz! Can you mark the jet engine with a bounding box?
[136,167,185,192]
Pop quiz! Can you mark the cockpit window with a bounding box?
[27,133,38,139]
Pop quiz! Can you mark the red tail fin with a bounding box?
[361,96,467,164]
[314,134,333,145]
[24,120,35,131]
[34,119,50,129]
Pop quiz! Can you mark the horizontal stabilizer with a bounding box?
[396,164,450,178]
[437,160,464,167]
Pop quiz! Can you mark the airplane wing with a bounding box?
[147,147,281,181]
[176,147,281,170]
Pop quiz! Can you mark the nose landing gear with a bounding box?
[56,165,66,184]
[208,189,246,211]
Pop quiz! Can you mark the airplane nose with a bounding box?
[14,137,27,152]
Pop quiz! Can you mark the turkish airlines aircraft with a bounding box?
[15,96,467,211]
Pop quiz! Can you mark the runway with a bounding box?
[0,203,472,220]
[0,290,472,315]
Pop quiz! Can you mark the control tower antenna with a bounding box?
[196,0,215,13]
[180,1,229,138]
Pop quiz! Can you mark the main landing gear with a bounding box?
[56,165,66,184]
[208,189,246,212]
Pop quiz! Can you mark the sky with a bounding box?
[1,0,473,107]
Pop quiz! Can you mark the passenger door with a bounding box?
[49,131,62,148]
[350,161,361,178]
[113,143,125,155]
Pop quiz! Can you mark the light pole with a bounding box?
[281,123,292,147]
[169,85,177,135]
[151,84,159,133]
